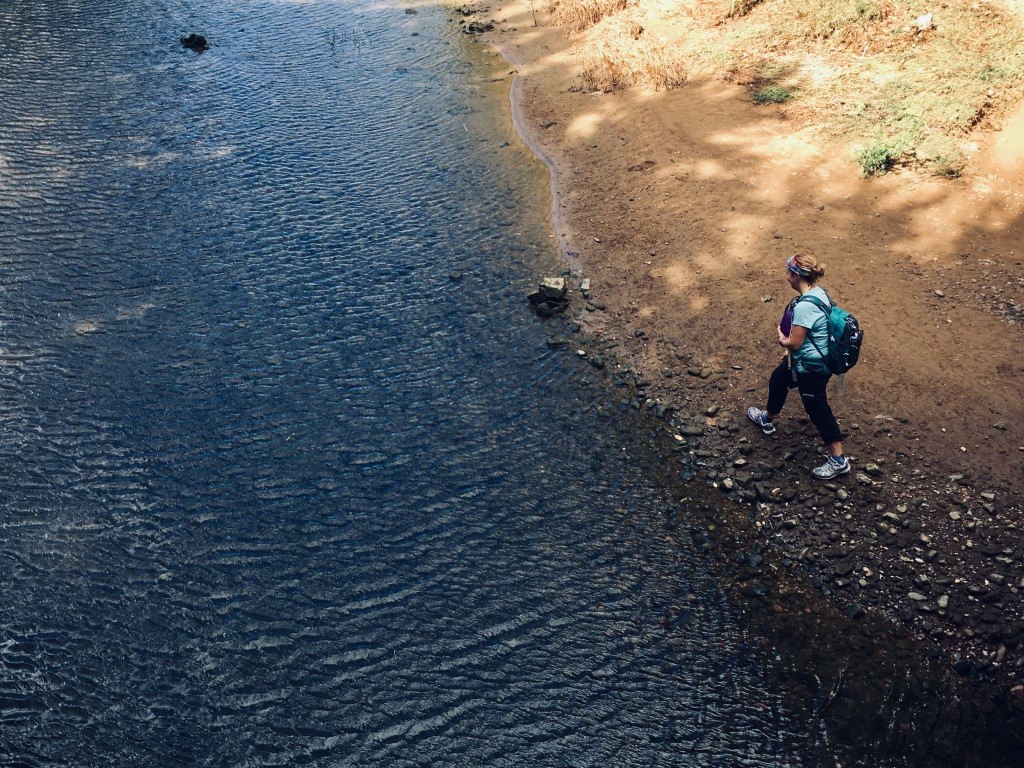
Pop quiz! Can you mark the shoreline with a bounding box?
[452,1,1024,705]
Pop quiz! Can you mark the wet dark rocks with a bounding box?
[528,277,569,317]
[532,300,1024,709]
[463,20,495,34]
[179,33,209,52]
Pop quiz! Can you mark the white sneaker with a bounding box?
[812,456,851,479]
[746,406,776,435]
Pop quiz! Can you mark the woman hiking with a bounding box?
[747,254,849,480]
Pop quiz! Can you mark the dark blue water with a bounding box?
[0,1,919,765]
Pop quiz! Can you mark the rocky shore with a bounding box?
[448,0,1024,733]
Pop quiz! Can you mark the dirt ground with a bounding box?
[482,3,1023,484]
[455,0,1024,691]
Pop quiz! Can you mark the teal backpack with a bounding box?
[798,294,864,375]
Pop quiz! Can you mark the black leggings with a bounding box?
[766,359,842,445]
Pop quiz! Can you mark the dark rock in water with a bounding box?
[953,659,974,676]
[180,33,210,52]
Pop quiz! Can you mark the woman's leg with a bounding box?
[766,359,795,417]
[796,371,843,446]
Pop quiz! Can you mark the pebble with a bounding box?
[908,592,927,601]
[938,595,949,608]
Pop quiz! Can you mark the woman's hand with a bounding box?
[779,324,808,351]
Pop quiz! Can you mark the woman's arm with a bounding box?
[777,324,808,351]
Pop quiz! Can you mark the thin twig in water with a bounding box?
[818,667,845,714]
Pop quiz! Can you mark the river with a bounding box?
[0,1,1016,766]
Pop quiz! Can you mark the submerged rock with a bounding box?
[180,33,209,52]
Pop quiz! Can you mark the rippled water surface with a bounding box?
[0,1,893,765]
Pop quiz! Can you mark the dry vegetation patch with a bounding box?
[578,16,688,90]
[549,0,1024,175]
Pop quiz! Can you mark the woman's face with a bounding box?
[786,269,801,291]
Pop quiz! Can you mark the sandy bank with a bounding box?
[456,0,1024,695]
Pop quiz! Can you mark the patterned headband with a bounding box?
[786,255,811,277]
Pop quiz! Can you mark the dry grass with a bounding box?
[578,17,688,91]
[556,0,1024,175]
[547,0,634,33]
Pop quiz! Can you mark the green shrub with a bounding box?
[752,86,794,104]
[857,143,899,176]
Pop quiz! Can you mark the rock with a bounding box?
[993,422,1007,430]
[836,489,849,501]
[934,289,945,298]
[914,13,933,31]
[721,477,735,490]
[953,659,973,676]
[464,20,495,33]
[938,595,949,608]
[537,277,566,300]
[908,592,928,601]
[180,33,210,52]
[847,603,866,620]
[864,463,883,477]
[981,491,996,501]
[449,271,463,281]
[1011,685,1024,710]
